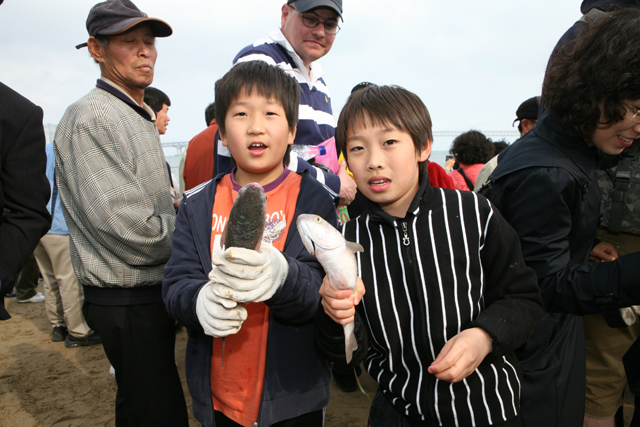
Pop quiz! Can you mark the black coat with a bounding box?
[487,110,640,426]
[0,82,51,319]
[316,175,543,426]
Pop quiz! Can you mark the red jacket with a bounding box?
[427,161,454,189]
[183,120,218,191]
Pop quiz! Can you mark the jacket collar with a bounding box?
[492,109,599,183]
[268,28,325,84]
[533,109,599,174]
[96,78,155,122]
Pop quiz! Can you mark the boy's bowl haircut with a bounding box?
[214,61,300,137]
[336,84,432,172]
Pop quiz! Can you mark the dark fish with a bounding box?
[222,182,267,251]
[219,182,266,368]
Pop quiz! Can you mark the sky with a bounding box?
[0,0,583,152]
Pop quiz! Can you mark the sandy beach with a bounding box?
[0,282,376,427]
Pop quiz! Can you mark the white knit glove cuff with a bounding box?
[195,281,247,337]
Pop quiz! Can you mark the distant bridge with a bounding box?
[161,130,520,154]
[162,141,189,154]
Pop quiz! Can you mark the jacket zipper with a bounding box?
[399,220,438,422]
[401,222,410,246]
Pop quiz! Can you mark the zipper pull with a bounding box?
[402,222,410,246]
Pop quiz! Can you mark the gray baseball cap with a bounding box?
[288,0,343,19]
[76,0,172,49]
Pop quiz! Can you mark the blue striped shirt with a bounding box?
[216,29,340,195]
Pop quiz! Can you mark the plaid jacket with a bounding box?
[54,82,175,290]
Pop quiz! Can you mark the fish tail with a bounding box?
[355,369,371,399]
[343,322,358,364]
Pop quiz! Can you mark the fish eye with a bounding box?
[314,216,322,222]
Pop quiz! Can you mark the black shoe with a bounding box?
[332,364,362,393]
[334,374,358,392]
[65,332,101,348]
[5,290,16,297]
[52,326,68,342]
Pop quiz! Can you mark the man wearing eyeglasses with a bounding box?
[217,0,357,207]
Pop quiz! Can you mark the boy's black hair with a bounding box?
[143,86,171,112]
[543,8,640,140]
[450,130,494,165]
[214,61,299,137]
[336,84,432,172]
[204,102,216,126]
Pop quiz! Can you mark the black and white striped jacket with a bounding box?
[317,175,543,426]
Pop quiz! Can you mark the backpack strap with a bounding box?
[608,148,638,235]
[456,167,475,191]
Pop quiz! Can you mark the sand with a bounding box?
[0,284,376,427]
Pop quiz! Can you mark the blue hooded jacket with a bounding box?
[163,171,337,427]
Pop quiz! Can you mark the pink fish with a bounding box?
[296,214,363,363]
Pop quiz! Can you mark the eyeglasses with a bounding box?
[290,5,341,35]
[626,103,640,123]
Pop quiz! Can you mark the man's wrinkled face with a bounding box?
[96,25,157,97]
[281,4,338,68]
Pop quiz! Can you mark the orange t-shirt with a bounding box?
[209,169,301,426]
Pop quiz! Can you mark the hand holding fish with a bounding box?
[195,281,248,338]
[209,242,288,304]
[319,275,365,326]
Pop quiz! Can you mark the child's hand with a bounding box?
[210,243,288,303]
[319,275,365,325]
[589,241,619,262]
[196,282,248,338]
[427,327,493,383]
[337,161,357,206]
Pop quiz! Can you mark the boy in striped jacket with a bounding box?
[314,84,544,427]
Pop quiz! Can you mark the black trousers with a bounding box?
[214,409,324,427]
[84,301,189,427]
[14,253,39,300]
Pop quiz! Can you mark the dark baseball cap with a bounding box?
[288,0,343,19]
[76,0,172,49]
[513,96,541,125]
[351,81,375,93]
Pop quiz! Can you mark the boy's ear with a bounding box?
[220,131,228,147]
[288,126,297,145]
[418,139,432,162]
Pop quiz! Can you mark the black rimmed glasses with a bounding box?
[626,103,640,123]
[290,5,341,35]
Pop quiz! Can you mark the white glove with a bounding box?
[196,281,248,338]
[209,242,289,304]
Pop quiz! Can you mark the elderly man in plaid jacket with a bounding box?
[53,1,188,426]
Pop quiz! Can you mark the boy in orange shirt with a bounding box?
[163,61,337,427]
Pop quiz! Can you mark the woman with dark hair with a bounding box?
[487,9,640,427]
[445,130,493,191]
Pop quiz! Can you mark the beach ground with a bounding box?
[0,282,376,427]
[2,282,636,427]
